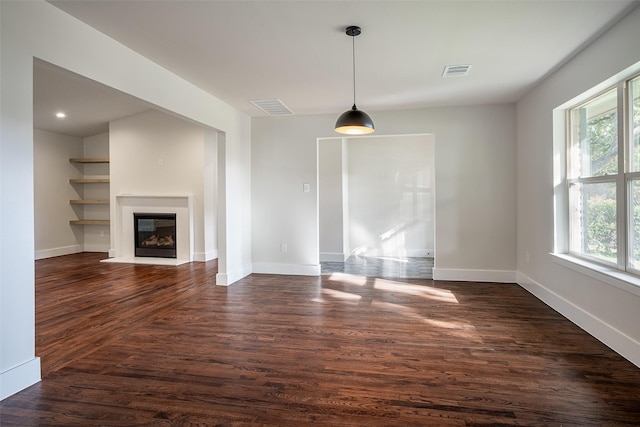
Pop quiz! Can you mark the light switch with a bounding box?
[303,183,310,193]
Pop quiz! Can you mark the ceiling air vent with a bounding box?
[442,64,472,77]
[250,98,294,115]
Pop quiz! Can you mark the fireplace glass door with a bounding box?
[134,213,177,258]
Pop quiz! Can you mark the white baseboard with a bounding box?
[320,252,348,262]
[35,245,82,260]
[0,357,41,400]
[517,272,640,368]
[216,263,252,286]
[193,249,218,262]
[252,262,321,277]
[82,243,110,253]
[433,268,516,283]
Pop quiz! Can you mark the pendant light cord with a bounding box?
[352,34,356,108]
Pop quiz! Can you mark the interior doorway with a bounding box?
[33,60,221,264]
[32,60,224,376]
[318,134,435,279]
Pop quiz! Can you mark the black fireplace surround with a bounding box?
[134,213,177,258]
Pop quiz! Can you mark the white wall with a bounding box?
[319,135,435,261]
[516,7,640,367]
[109,110,216,261]
[347,134,434,258]
[318,138,346,261]
[252,104,516,280]
[203,130,218,261]
[33,130,84,258]
[0,0,251,400]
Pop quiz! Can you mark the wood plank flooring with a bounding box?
[1,252,639,425]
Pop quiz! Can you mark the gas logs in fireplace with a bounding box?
[134,213,177,258]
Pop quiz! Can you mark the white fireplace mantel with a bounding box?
[105,194,194,265]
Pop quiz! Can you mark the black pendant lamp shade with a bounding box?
[335,26,374,135]
[335,104,375,135]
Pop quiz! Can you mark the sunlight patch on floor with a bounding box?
[327,272,368,286]
[373,278,458,303]
[321,287,362,301]
[371,301,482,341]
[423,320,483,342]
[371,300,425,319]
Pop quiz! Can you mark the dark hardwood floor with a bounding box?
[1,252,639,426]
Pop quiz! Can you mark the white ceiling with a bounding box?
[34,60,152,137]
[36,0,639,137]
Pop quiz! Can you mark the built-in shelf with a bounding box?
[70,220,110,225]
[69,199,110,205]
[69,158,109,164]
[69,178,110,184]
[69,157,110,227]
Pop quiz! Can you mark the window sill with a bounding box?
[551,253,640,297]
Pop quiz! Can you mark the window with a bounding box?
[627,77,640,269]
[565,74,640,275]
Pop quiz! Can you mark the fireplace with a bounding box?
[107,195,193,265]
[134,213,177,258]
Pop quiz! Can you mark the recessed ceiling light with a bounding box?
[55,112,66,119]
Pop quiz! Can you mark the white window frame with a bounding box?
[566,85,623,268]
[553,68,640,296]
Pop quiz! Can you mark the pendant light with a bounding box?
[335,26,375,135]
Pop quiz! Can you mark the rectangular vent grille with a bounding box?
[250,98,294,115]
[442,64,472,77]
